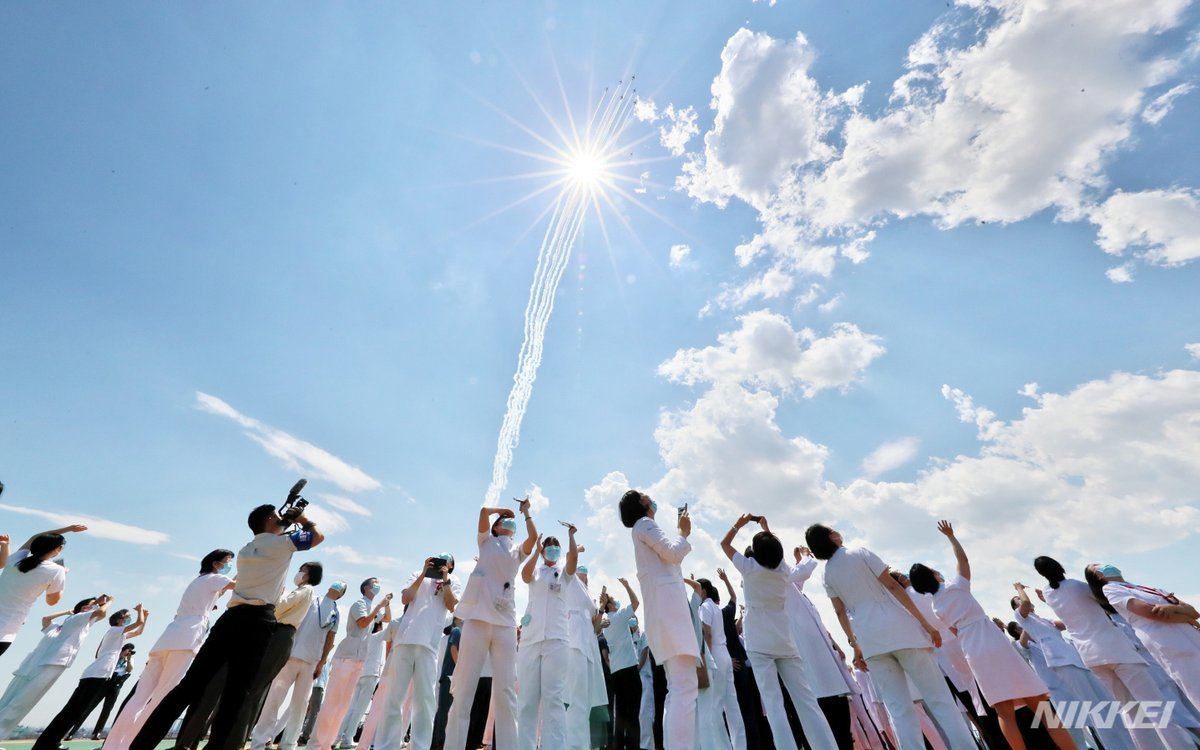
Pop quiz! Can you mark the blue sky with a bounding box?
[3,0,1200,725]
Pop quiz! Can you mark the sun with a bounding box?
[567,148,608,187]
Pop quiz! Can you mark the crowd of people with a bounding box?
[0,489,1198,750]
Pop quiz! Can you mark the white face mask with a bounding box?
[294,572,307,586]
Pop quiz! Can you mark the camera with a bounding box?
[425,557,449,579]
[747,514,763,523]
[279,479,310,525]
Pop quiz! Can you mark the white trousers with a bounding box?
[565,647,591,750]
[103,650,195,750]
[338,673,380,743]
[711,650,747,750]
[865,648,976,750]
[662,655,698,750]
[444,619,517,750]
[1051,663,1138,750]
[639,668,655,750]
[697,665,731,750]
[250,657,318,750]
[516,637,570,750]
[312,657,364,750]
[1093,662,1198,750]
[0,664,68,738]
[748,652,837,750]
[374,644,437,750]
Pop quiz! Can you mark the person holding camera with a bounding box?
[372,553,461,750]
[130,502,324,750]
[312,577,392,750]
[0,523,87,658]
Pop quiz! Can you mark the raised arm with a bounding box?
[0,535,9,568]
[879,570,942,647]
[124,604,148,637]
[521,535,542,584]
[937,520,969,581]
[717,567,736,605]
[517,498,538,557]
[618,577,639,611]
[721,514,753,561]
[403,562,432,606]
[41,609,73,630]
[478,507,507,535]
[637,518,691,565]
[1013,583,1034,617]
[19,524,88,552]
[564,524,579,577]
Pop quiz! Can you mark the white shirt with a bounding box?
[631,516,698,663]
[82,624,127,680]
[456,533,526,629]
[929,575,989,629]
[151,573,234,654]
[361,628,387,678]
[18,612,97,675]
[1103,581,1199,656]
[395,572,462,653]
[230,532,305,608]
[521,563,572,644]
[292,595,340,665]
[732,552,801,657]
[1043,579,1143,668]
[821,546,929,659]
[0,549,68,642]
[1014,609,1085,669]
[699,600,727,660]
[333,596,380,661]
[606,605,639,672]
[566,577,599,655]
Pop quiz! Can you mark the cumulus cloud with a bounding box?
[1089,189,1200,274]
[658,310,884,397]
[860,437,921,479]
[0,503,169,546]
[195,392,382,494]
[525,484,551,514]
[1187,343,1200,360]
[634,99,700,157]
[669,244,692,268]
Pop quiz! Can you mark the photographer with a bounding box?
[130,501,324,750]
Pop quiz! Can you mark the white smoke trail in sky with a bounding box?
[484,82,637,506]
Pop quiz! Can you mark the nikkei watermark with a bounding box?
[1032,700,1176,730]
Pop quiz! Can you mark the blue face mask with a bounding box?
[628,618,638,630]
[1097,564,1122,578]
[544,545,562,563]
[219,561,233,576]
[610,599,620,610]
[499,518,519,533]
[369,583,381,597]
[649,500,658,513]
[576,565,588,575]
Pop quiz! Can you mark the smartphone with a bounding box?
[747,514,763,523]
[558,520,574,529]
[677,503,688,517]
[425,558,448,579]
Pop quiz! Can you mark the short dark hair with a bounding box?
[619,490,649,529]
[743,545,755,559]
[248,504,277,534]
[19,534,65,573]
[543,536,561,549]
[1084,567,1116,614]
[1009,595,1020,611]
[73,598,97,614]
[360,577,378,595]
[1033,556,1066,589]
[697,578,720,604]
[751,531,784,570]
[109,609,131,627]
[1006,621,1022,641]
[303,561,324,587]
[200,549,235,575]
[908,564,939,595]
[804,524,839,560]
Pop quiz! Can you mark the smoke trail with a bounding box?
[484,83,635,506]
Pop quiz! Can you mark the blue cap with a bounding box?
[576,565,588,574]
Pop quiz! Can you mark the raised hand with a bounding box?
[496,508,516,519]
[64,524,88,534]
[936,520,954,537]
[516,497,531,516]
[678,511,692,537]
[716,568,728,582]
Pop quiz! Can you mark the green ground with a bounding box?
[0,743,177,750]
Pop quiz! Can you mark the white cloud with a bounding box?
[1089,189,1200,271]
[669,244,692,268]
[195,392,382,493]
[1186,343,1200,360]
[860,437,922,479]
[301,505,351,535]
[1106,265,1135,283]
[634,99,699,157]
[1142,82,1194,125]
[658,310,884,397]
[941,384,1004,441]
[323,544,406,571]
[817,292,844,314]
[321,494,372,517]
[525,484,551,514]
[0,503,169,546]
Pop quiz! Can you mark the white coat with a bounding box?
[631,516,699,665]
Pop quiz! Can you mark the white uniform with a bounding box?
[338,627,387,744]
[444,532,525,750]
[1045,578,1197,750]
[732,552,837,750]
[700,599,746,750]
[517,562,573,750]
[565,577,607,750]
[789,559,856,697]
[637,633,655,750]
[631,516,698,750]
[373,572,461,750]
[104,573,233,750]
[821,547,974,750]
[1105,581,1200,711]
[313,595,381,750]
[0,549,67,647]
[0,611,97,737]
[931,575,1048,704]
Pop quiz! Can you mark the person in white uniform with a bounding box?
[620,490,699,750]
[805,523,975,750]
[602,578,642,750]
[339,620,388,746]
[907,521,1075,750]
[1035,555,1198,750]
[443,501,537,750]
[516,526,579,750]
[312,577,392,750]
[1088,564,1200,710]
[722,515,838,750]
[250,580,345,750]
[691,578,734,750]
[372,554,461,750]
[35,605,149,750]
[103,549,236,750]
[0,524,86,657]
[636,624,655,750]
[566,564,610,750]
[1012,582,1139,750]
[0,594,111,737]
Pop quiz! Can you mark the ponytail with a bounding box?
[19,534,65,573]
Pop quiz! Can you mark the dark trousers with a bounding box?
[818,696,853,750]
[34,677,110,750]
[232,623,296,748]
[0,641,10,657]
[465,676,492,750]
[131,604,277,750]
[610,666,641,750]
[66,674,130,738]
[299,685,324,744]
[734,665,767,750]
[651,660,667,750]
[431,676,453,750]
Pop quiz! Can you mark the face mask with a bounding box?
[499,518,519,533]
[628,618,638,630]
[294,572,307,586]
[1097,564,1122,578]
[543,545,562,563]
[219,561,233,576]
[368,583,381,597]
[122,616,133,627]
[331,581,347,595]
[610,599,620,611]
[649,500,658,513]
[576,565,588,575]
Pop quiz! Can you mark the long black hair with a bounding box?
[1084,567,1117,614]
[18,534,65,573]
[908,563,940,595]
[619,490,649,529]
[697,578,720,604]
[200,549,235,575]
[1033,556,1066,589]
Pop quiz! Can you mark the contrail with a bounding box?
[484,81,637,506]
